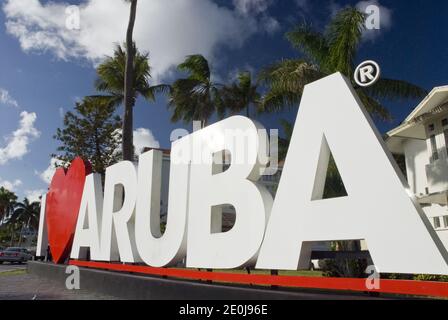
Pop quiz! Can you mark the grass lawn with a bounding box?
[0,269,26,276]
[203,269,323,286]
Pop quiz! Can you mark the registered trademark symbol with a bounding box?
[354,60,381,87]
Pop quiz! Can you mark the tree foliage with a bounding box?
[94,44,165,108]
[168,55,223,127]
[220,71,261,118]
[260,7,427,120]
[93,43,168,160]
[8,198,40,231]
[53,98,122,174]
[0,187,17,225]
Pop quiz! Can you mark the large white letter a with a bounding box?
[256,73,448,275]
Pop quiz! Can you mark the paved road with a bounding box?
[0,271,389,300]
[0,272,120,300]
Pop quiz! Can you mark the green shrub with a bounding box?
[413,274,448,282]
[321,259,369,278]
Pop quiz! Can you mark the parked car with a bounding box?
[0,247,33,264]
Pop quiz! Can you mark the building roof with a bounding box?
[386,86,448,153]
[142,147,171,156]
[404,85,448,122]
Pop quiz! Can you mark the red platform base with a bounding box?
[70,260,448,299]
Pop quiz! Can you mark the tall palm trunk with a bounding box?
[123,0,137,161]
[18,224,23,247]
[9,225,14,247]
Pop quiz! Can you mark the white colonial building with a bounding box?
[386,86,448,248]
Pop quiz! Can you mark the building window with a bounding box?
[430,135,439,162]
[443,130,448,155]
[442,119,448,127]
[429,124,435,132]
[434,217,441,229]
[441,120,448,155]
[444,216,448,228]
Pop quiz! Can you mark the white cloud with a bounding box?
[133,128,160,156]
[261,15,280,34]
[356,0,392,40]
[38,157,65,184]
[3,0,275,80]
[0,88,19,108]
[295,0,310,11]
[113,127,160,156]
[233,0,273,15]
[25,189,45,203]
[0,111,40,165]
[233,0,279,34]
[328,1,343,17]
[0,178,22,192]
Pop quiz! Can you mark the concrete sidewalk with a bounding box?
[0,272,120,300]
[26,261,390,300]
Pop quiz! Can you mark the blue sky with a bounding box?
[0,0,447,201]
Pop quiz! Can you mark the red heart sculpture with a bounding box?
[46,157,91,264]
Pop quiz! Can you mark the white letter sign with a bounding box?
[135,146,190,267]
[71,174,103,260]
[186,116,273,269]
[256,73,448,275]
[60,73,448,276]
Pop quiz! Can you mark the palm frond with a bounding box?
[258,59,324,112]
[326,8,366,75]
[237,71,252,91]
[286,24,329,67]
[150,84,172,95]
[357,89,392,121]
[259,59,323,92]
[278,119,294,160]
[178,55,211,82]
[365,78,428,101]
[95,43,155,103]
[86,95,123,108]
[219,71,261,117]
[260,88,302,113]
[168,55,222,125]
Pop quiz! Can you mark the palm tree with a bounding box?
[93,44,167,159]
[168,55,224,128]
[278,119,294,161]
[11,199,40,229]
[7,199,41,247]
[259,7,427,120]
[220,71,261,118]
[123,0,138,161]
[0,187,17,225]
